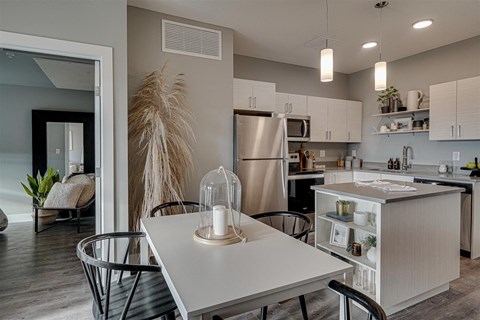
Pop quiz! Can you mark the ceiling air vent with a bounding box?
[162,19,222,60]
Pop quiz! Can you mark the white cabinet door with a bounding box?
[275,92,289,113]
[346,101,362,143]
[381,173,414,182]
[233,78,253,110]
[289,94,307,115]
[234,79,275,112]
[325,171,353,184]
[429,81,457,140]
[327,99,347,142]
[252,81,275,112]
[307,96,328,142]
[456,76,480,140]
[275,93,307,115]
[353,171,382,182]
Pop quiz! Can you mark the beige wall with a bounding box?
[348,36,480,167]
[128,6,234,202]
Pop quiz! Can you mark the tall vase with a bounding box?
[388,97,395,113]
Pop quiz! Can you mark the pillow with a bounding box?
[66,174,95,207]
[44,182,84,208]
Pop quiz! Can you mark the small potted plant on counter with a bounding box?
[377,86,399,113]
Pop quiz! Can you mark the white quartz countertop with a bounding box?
[324,167,480,184]
[311,180,465,204]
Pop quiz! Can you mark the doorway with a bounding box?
[0,31,115,234]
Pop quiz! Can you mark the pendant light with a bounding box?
[320,0,333,82]
[374,1,388,91]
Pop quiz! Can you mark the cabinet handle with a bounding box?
[249,97,252,108]
[451,125,454,137]
[348,132,351,141]
[253,97,257,109]
[289,103,293,114]
[458,124,461,137]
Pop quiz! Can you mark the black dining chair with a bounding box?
[151,200,200,217]
[251,211,313,320]
[328,280,387,320]
[77,232,177,320]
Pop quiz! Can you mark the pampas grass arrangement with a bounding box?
[129,65,195,231]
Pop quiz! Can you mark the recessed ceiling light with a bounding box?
[412,19,433,29]
[362,42,378,49]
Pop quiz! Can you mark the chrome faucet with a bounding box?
[402,146,413,171]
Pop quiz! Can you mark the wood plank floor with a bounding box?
[1,222,480,319]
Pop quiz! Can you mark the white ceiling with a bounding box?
[128,0,480,74]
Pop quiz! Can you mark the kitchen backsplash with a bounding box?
[289,142,351,163]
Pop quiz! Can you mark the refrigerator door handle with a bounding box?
[281,118,288,198]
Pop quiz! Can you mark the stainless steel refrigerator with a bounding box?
[234,114,288,215]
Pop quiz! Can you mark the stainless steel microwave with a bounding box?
[283,114,310,142]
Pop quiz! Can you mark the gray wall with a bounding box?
[128,6,234,202]
[0,84,93,216]
[0,0,128,229]
[348,36,480,168]
[235,54,349,99]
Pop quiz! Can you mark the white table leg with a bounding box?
[140,234,148,265]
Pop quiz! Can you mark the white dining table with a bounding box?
[141,213,352,320]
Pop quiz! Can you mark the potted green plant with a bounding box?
[21,168,60,224]
[377,86,399,113]
[362,235,377,263]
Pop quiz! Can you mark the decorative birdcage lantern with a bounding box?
[194,166,246,245]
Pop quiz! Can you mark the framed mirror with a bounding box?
[32,110,94,178]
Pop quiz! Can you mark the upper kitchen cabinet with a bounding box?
[233,78,276,112]
[307,96,329,141]
[275,92,307,115]
[430,76,480,140]
[346,101,362,142]
[308,97,346,142]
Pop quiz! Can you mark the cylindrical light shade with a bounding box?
[375,61,387,91]
[320,48,333,82]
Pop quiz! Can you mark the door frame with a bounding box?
[0,31,115,234]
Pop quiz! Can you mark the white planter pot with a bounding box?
[367,247,377,264]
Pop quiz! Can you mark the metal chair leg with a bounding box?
[35,207,39,233]
[261,306,268,320]
[77,209,81,233]
[298,294,308,320]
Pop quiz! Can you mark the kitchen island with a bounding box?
[312,181,464,315]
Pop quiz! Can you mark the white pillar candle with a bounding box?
[213,205,228,236]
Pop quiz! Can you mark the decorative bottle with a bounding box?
[387,158,393,169]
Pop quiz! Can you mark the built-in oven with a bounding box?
[288,153,324,216]
[414,178,473,258]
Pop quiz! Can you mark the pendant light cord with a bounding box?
[379,5,383,61]
[325,0,329,49]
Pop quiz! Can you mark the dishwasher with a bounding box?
[414,178,473,258]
